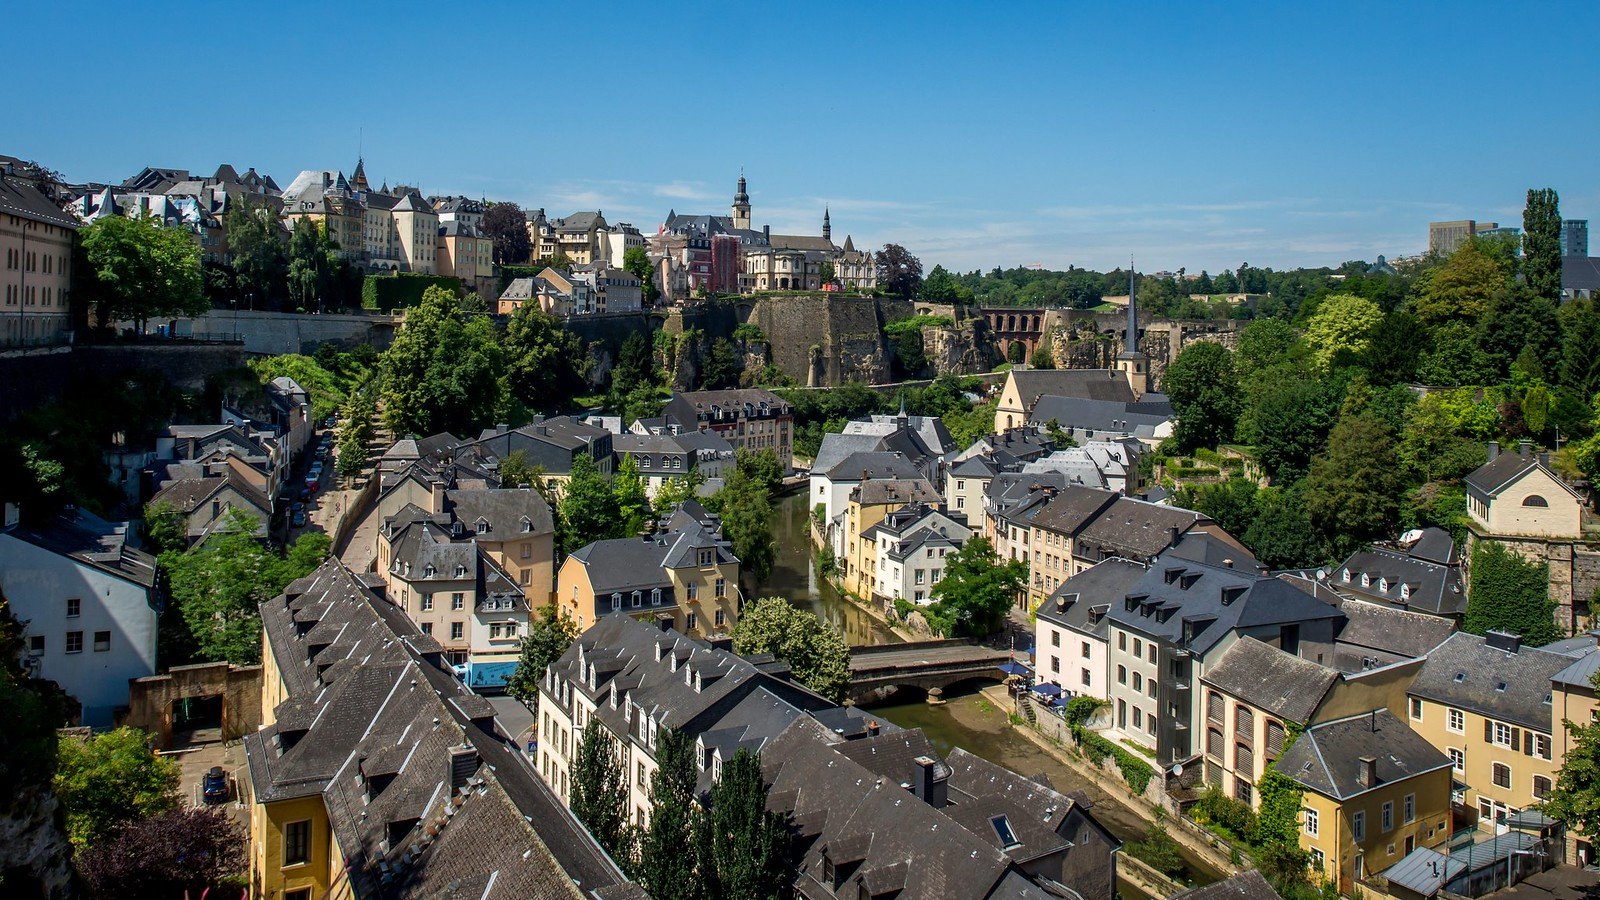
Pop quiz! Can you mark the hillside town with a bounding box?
[5,8,1600,900]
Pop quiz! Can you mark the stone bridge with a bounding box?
[847,639,1016,704]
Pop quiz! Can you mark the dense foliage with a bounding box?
[925,537,1027,637]
[77,806,245,899]
[54,727,180,850]
[570,719,633,861]
[80,213,205,331]
[1464,542,1559,646]
[730,597,852,702]
[504,606,580,706]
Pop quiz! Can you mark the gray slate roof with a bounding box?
[3,508,157,589]
[1463,448,1577,498]
[1075,497,1209,561]
[1008,369,1137,408]
[1029,395,1174,439]
[1409,632,1572,729]
[1201,637,1338,724]
[1331,545,1465,617]
[1172,870,1283,900]
[1038,559,1147,639]
[1273,708,1451,801]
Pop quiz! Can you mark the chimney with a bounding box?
[1485,630,1522,654]
[657,613,674,632]
[1538,451,1551,468]
[866,720,880,736]
[1488,440,1500,461]
[1519,439,1532,458]
[1168,525,1181,546]
[449,745,478,792]
[496,423,508,434]
[1356,755,1377,789]
[911,756,948,808]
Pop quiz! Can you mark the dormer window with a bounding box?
[424,564,435,577]
[454,565,467,577]
[1342,568,1351,583]
[521,517,532,533]
[611,593,622,612]
[651,588,661,606]
[632,591,642,609]
[1377,578,1389,592]
[1399,583,1412,601]
[1360,573,1371,588]
[477,520,489,534]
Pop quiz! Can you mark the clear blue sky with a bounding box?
[8,2,1596,274]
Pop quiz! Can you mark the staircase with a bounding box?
[1017,696,1038,726]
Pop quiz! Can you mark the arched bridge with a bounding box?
[847,639,1016,704]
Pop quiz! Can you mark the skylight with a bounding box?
[990,815,1021,850]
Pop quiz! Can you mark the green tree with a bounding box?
[336,385,376,478]
[701,337,741,390]
[624,246,661,305]
[481,201,533,266]
[1411,239,1510,324]
[498,449,536,489]
[503,303,589,413]
[1124,815,1185,878]
[1238,366,1337,483]
[381,285,508,435]
[1176,477,1260,538]
[1523,187,1562,300]
[730,597,851,703]
[614,454,652,537]
[286,217,338,310]
[1559,299,1600,395]
[504,606,580,706]
[636,728,701,900]
[1303,293,1383,371]
[612,330,655,396]
[1418,321,1495,386]
[1463,542,1559,646]
[1164,341,1240,451]
[160,512,328,664]
[1543,671,1600,838]
[713,465,775,584]
[926,537,1026,637]
[559,455,624,553]
[570,718,634,861]
[1302,414,1402,558]
[1244,486,1324,569]
[703,749,789,900]
[737,449,783,497]
[54,727,180,849]
[1234,318,1305,380]
[0,590,66,801]
[651,473,703,518]
[141,499,186,555]
[876,243,923,298]
[80,213,205,331]
[1029,342,1056,369]
[224,196,288,309]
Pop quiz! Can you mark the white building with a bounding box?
[868,503,972,604]
[1033,559,1146,701]
[0,506,158,726]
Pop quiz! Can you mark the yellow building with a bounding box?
[840,478,940,599]
[557,521,741,638]
[1407,631,1569,833]
[1274,709,1454,894]
[2,178,79,347]
[1551,639,1600,865]
[992,365,1139,434]
[245,558,597,899]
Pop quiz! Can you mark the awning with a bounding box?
[1050,696,1069,708]
[999,661,1032,676]
[1032,683,1063,697]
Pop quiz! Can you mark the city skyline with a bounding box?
[7,1,1597,274]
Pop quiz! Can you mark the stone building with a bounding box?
[1,175,79,346]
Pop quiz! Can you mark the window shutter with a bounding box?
[1511,728,1521,752]
[1524,734,1535,757]
[1208,692,1224,724]
[1484,719,1494,742]
[1266,721,1287,758]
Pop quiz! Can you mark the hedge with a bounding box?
[1072,724,1155,794]
[362,274,462,311]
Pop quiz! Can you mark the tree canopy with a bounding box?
[1164,341,1240,452]
[504,606,580,706]
[730,597,852,703]
[481,201,533,265]
[54,727,180,850]
[80,213,205,330]
[926,537,1026,637]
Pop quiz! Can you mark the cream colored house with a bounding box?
[557,521,741,639]
[391,192,439,274]
[2,178,79,346]
[993,369,1138,434]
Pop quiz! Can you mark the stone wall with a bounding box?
[0,786,75,899]
[1041,314,1246,392]
[747,294,908,386]
[124,661,263,749]
[178,309,401,355]
[923,322,999,376]
[0,342,246,422]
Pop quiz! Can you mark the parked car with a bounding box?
[292,509,307,527]
[202,767,229,804]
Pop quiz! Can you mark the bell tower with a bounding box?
[731,173,751,230]
[1115,261,1148,398]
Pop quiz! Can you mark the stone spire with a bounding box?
[731,171,751,230]
[352,157,370,192]
[1116,258,1147,397]
[823,206,832,242]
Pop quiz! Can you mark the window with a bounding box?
[422,623,432,635]
[1082,669,1092,687]
[1311,849,1325,872]
[1533,775,1552,798]
[1534,734,1552,760]
[1449,748,1464,772]
[421,594,434,611]
[1235,779,1252,805]
[1381,801,1394,832]
[1133,672,1142,691]
[1448,708,1464,733]
[1352,811,1366,842]
[651,588,661,606]
[687,582,698,601]
[1409,697,1423,720]
[632,591,642,609]
[1051,631,1061,648]
[1403,793,1415,824]
[65,631,83,654]
[714,578,726,598]
[637,761,647,788]
[1304,807,1319,837]
[284,819,311,866]
[715,609,726,628]
[452,593,465,610]
[490,624,502,639]
[93,631,110,652]
[1118,632,1127,651]
[66,598,80,618]
[450,622,464,640]
[686,612,698,631]
[1149,644,1157,664]
[1118,665,1127,684]
[611,593,622,612]
[1082,641,1091,657]
[1493,722,1512,746]
[1133,638,1142,657]
[1133,707,1142,729]
[1492,763,1511,789]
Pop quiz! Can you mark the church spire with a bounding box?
[823,206,831,242]
[352,157,370,192]
[1117,256,1147,397]
[731,171,751,230]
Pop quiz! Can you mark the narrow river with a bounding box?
[762,490,1222,887]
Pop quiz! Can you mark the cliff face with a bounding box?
[747,294,899,386]
[0,787,78,899]
[923,323,998,376]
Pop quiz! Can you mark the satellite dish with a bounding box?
[1169,763,1183,777]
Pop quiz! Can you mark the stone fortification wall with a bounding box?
[178,309,400,355]
[0,342,245,422]
[747,294,907,386]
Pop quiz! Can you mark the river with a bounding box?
[762,490,1222,887]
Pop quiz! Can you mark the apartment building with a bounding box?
[557,517,741,639]
[1,176,79,346]
[662,388,794,471]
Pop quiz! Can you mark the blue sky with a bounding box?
[8,2,1597,273]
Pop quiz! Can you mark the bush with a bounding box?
[1071,724,1155,794]
[361,273,461,311]
[733,323,767,343]
[1190,786,1258,844]
[1125,816,1186,879]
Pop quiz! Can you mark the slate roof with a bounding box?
[1382,846,1464,898]
[1007,369,1137,409]
[1168,531,1260,570]
[1331,545,1465,617]
[1563,255,1600,294]
[1549,639,1600,690]
[0,177,79,228]
[444,487,553,538]
[1107,552,1344,657]
[845,414,957,456]
[565,522,735,614]
[853,478,940,507]
[1463,448,1579,498]
[247,558,627,897]
[1171,870,1283,900]
[1409,632,1573,729]
[1273,709,1451,801]
[3,508,157,589]
[960,426,1056,464]
[1201,637,1338,724]
[821,449,926,483]
[1331,598,1456,662]
[1408,527,1458,565]
[1075,497,1208,561]
[1029,395,1174,440]
[1038,559,1148,639]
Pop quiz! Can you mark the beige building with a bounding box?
[661,388,795,471]
[391,192,439,274]
[1429,219,1496,255]
[557,519,741,639]
[993,368,1140,434]
[1,178,79,347]
[838,479,941,600]
[436,219,494,291]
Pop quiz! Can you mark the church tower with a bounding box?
[823,206,832,243]
[351,157,370,192]
[1116,263,1148,398]
[731,173,751,230]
